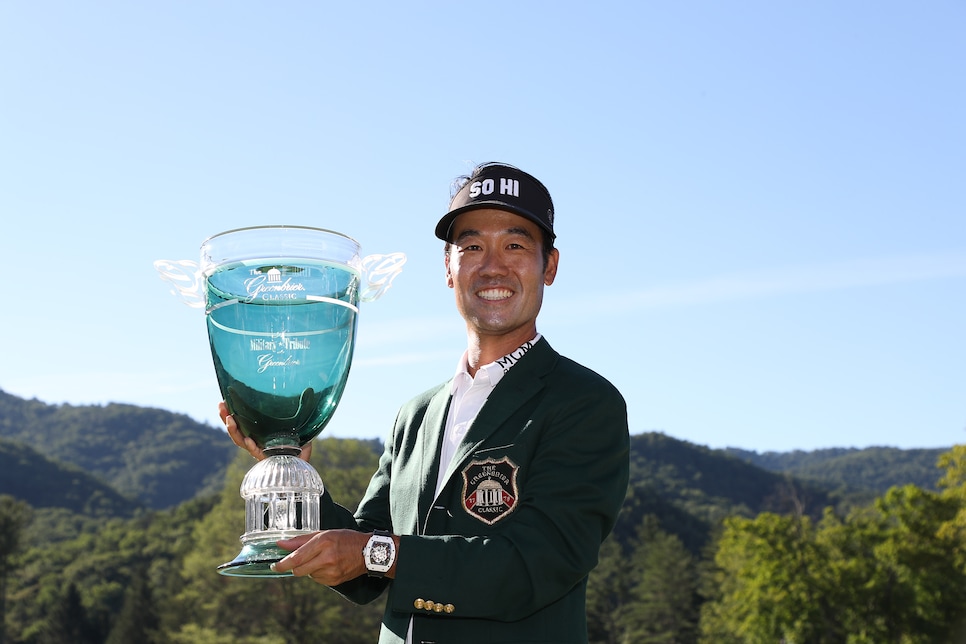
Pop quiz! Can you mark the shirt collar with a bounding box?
[450,334,542,393]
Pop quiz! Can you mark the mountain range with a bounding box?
[0,388,952,547]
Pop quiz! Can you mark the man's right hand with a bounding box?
[219,401,313,462]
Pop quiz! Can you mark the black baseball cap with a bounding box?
[435,162,556,242]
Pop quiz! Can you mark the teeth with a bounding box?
[478,288,512,301]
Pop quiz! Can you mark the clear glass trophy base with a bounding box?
[217,542,296,577]
[217,454,324,577]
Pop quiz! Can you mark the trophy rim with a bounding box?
[202,225,360,247]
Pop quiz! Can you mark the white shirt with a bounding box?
[434,359,502,495]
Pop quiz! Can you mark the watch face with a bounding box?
[371,542,391,566]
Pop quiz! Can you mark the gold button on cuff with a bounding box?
[414,598,453,614]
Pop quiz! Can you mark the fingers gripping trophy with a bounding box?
[155,226,405,577]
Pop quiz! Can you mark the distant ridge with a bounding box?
[616,432,843,552]
[0,388,235,510]
[0,437,139,517]
[725,445,949,494]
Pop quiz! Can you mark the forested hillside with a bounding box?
[0,389,235,509]
[0,390,961,643]
[1,389,944,518]
[613,432,839,553]
[0,438,137,517]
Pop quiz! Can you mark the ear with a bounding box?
[543,248,559,286]
[445,250,454,288]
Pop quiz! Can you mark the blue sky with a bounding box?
[1,2,963,453]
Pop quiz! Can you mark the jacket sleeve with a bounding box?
[323,414,400,604]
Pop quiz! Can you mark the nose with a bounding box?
[478,248,509,277]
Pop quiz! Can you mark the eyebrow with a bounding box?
[454,226,535,244]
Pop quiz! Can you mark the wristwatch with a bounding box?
[363,529,395,577]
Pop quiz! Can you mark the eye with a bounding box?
[506,238,536,252]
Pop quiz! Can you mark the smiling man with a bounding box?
[225,162,630,643]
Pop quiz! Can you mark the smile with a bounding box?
[477,288,513,301]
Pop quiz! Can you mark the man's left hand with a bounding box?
[271,530,373,585]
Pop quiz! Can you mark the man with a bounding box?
[224,162,630,643]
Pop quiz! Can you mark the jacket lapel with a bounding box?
[439,340,558,487]
[415,384,452,526]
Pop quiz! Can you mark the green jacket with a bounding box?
[322,338,630,643]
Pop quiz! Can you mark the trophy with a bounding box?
[155,226,405,576]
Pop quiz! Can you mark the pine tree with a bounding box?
[587,535,632,643]
[105,572,159,644]
[0,495,32,644]
[38,583,101,644]
[624,515,699,644]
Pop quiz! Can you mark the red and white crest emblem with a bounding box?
[462,456,520,525]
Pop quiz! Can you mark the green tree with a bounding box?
[587,535,632,644]
[105,570,160,644]
[36,582,102,644]
[863,485,963,641]
[699,512,841,643]
[937,444,966,558]
[624,515,699,644]
[700,461,966,643]
[588,516,699,644]
[0,495,32,644]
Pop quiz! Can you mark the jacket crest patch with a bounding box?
[461,456,520,525]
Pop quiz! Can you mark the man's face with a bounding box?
[445,208,559,343]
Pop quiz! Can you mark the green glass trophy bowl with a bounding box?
[155,225,405,577]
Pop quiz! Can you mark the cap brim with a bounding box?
[435,202,555,242]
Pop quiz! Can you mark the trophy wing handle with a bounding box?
[359,252,407,302]
[154,259,205,309]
